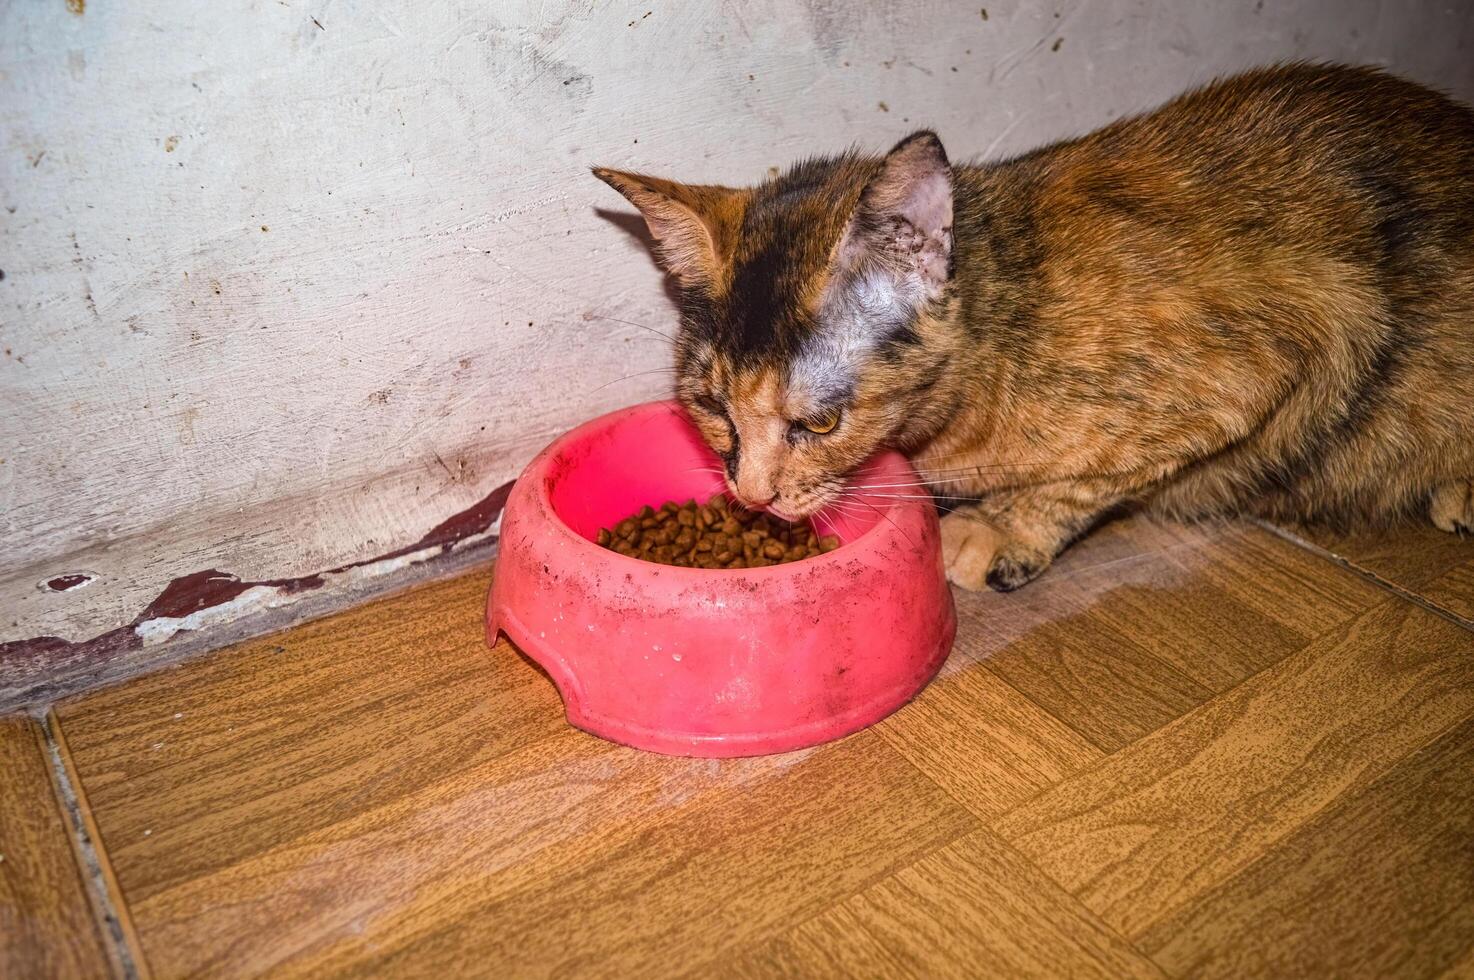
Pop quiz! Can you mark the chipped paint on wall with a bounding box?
[0,480,513,707]
[2,1,1473,676]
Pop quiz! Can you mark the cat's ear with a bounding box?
[592,168,745,287]
[841,130,954,296]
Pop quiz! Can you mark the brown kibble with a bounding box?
[819,535,841,553]
[597,496,825,568]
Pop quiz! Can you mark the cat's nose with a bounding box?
[740,492,776,508]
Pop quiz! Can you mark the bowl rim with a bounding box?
[527,399,932,580]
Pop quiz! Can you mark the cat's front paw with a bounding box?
[940,510,1053,592]
[1429,479,1473,535]
[940,509,1001,590]
[984,548,1051,592]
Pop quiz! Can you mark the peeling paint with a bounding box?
[0,480,514,707]
[136,584,283,646]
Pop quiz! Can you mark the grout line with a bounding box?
[1252,520,1474,633]
[38,710,150,980]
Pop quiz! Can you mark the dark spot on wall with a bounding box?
[369,389,391,404]
[261,225,269,232]
[311,17,324,29]
[44,574,94,592]
[878,101,889,112]
[979,7,988,19]
[1051,37,1063,51]
[164,135,180,152]
[65,0,84,14]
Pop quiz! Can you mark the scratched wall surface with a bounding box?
[3,0,1473,648]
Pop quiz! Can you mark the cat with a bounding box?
[593,62,1474,591]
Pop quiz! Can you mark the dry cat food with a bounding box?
[596,495,841,568]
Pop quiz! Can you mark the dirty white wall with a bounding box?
[4,0,1474,652]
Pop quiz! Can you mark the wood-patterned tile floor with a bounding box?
[4,515,1473,978]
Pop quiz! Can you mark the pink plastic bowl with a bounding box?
[486,400,956,757]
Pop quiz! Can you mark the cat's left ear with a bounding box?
[842,130,954,298]
[592,168,747,288]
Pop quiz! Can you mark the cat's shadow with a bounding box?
[594,207,683,313]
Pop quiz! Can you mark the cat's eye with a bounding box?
[800,409,841,435]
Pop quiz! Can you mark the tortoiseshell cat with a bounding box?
[594,63,1474,591]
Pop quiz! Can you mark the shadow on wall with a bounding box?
[595,208,682,313]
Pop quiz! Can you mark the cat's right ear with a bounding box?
[592,168,747,288]
[837,131,954,301]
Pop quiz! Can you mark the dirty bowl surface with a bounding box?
[486,400,956,757]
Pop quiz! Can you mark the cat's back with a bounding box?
[1109,62,1473,164]
[966,62,1474,262]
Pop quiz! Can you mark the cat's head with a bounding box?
[594,131,959,519]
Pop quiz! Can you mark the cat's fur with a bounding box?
[594,63,1474,591]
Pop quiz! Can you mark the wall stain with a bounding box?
[65,0,84,15]
[44,574,95,593]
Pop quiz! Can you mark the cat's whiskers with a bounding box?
[581,313,679,344]
[590,367,678,394]
[913,460,1050,475]
[848,475,984,490]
